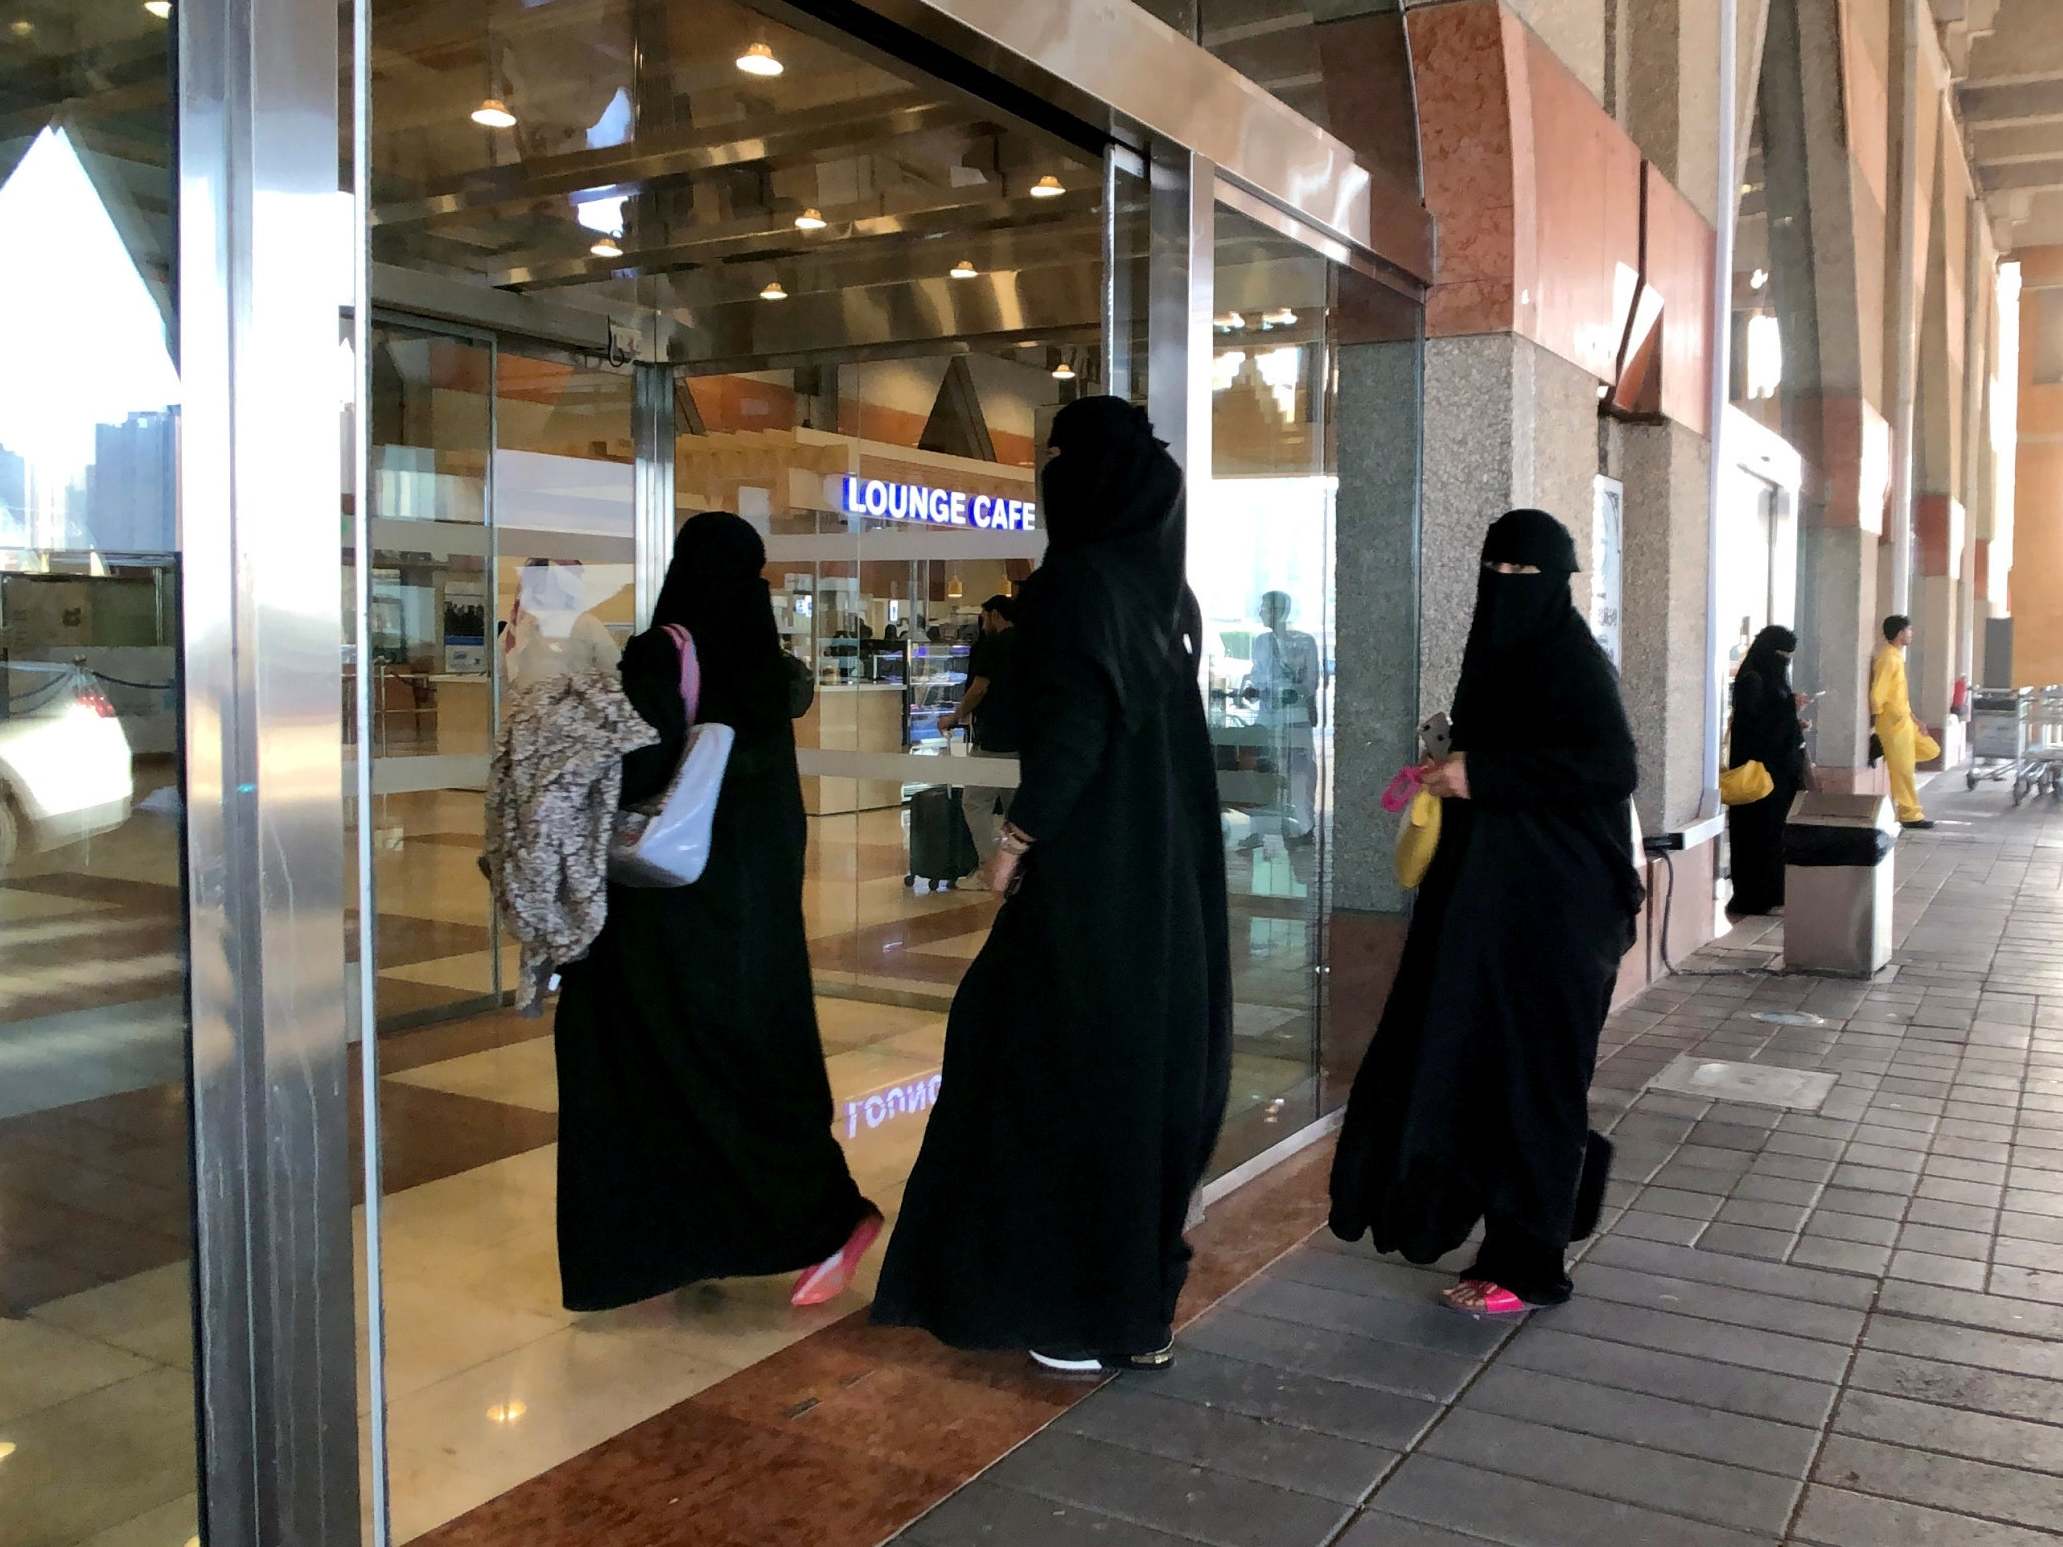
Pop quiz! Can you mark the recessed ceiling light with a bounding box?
[590,231,623,258]
[1261,307,1298,328]
[1030,175,1065,199]
[793,207,827,231]
[1051,359,1075,380]
[8,17,33,35]
[949,258,978,279]
[0,1441,15,1461]
[736,41,783,77]
[143,0,172,17]
[470,98,517,129]
[1739,180,1754,195]
[759,279,788,301]
[1749,267,1769,290]
[1213,311,1245,332]
[486,1401,527,1425]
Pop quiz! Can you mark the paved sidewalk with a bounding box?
[894,781,2063,1546]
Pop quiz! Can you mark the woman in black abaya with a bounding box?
[554,512,879,1313]
[1330,509,1641,1313]
[1726,625,1807,917]
[872,397,1232,1372]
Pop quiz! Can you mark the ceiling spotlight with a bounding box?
[1029,174,1065,199]
[589,231,623,259]
[470,98,517,129]
[1051,359,1076,381]
[1261,307,1298,328]
[1749,267,1769,291]
[759,279,788,301]
[143,0,172,17]
[1213,311,1245,332]
[8,17,33,35]
[736,41,783,77]
[0,1441,14,1461]
[793,208,827,231]
[1739,180,1754,196]
[949,258,978,279]
[486,1401,527,1425]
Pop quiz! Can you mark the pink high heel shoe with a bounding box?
[790,1212,884,1307]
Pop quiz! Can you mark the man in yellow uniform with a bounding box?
[1870,614,1940,830]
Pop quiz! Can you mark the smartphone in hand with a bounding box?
[1419,712,1453,762]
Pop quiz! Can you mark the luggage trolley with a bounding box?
[1967,685,2031,791]
[2016,684,2063,805]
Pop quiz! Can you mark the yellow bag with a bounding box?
[1718,707,1774,806]
[1719,760,1774,806]
[1394,788,1442,888]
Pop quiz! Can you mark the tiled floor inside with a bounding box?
[891,779,2063,1547]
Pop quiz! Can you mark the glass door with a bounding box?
[353,323,500,1026]
[1202,202,1338,1171]
[0,9,203,1543]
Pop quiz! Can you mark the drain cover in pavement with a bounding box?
[1750,1010,1829,1027]
[1645,1055,1838,1111]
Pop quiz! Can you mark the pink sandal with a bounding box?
[1440,1279,1531,1317]
[790,1212,884,1307]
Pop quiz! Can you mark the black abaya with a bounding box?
[1726,632,1806,917]
[871,399,1232,1356]
[554,515,871,1312]
[1329,510,1639,1306]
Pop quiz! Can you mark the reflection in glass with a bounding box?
[1202,204,1338,1172]
[0,13,199,1547]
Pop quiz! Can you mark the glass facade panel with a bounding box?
[0,6,199,1545]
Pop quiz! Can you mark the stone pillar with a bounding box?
[1618,419,1713,832]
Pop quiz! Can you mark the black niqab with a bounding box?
[1033,396,1196,726]
[1737,625,1797,696]
[652,511,785,733]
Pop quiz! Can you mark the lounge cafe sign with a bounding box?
[838,475,1037,532]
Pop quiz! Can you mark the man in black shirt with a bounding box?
[939,594,1019,883]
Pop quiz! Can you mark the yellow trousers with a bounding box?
[1875,717,1941,825]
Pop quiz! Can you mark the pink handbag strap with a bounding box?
[660,623,700,724]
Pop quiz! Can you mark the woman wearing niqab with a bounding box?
[554,512,880,1313]
[1726,625,1807,917]
[1329,509,1641,1313]
[871,397,1232,1370]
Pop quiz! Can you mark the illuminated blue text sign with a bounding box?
[839,476,1037,532]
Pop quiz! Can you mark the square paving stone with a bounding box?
[1988,1263,2063,1303]
[1367,1454,1771,1547]
[1228,1277,1509,1362]
[1716,1198,1813,1232]
[1876,1279,2063,1339]
[1816,1186,1908,1218]
[1573,1263,1865,1344]
[1847,1349,2063,1428]
[1419,1408,1798,1536]
[1458,1363,1821,1477]
[1696,1222,1796,1261]
[900,1481,1199,1546]
[1542,1296,1852,1381]
[1179,1307,1477,1404]
[1896,1223,1995,1258]
[1789,1237,1892,1276]
[1833,1389,2063,1473]
[1586,1234,1875,1307]
[1863,1317,2063,1381]
[1501,1328,1836,1426]
[1058,1385,1395,1506]
[1814,1434,2063,1535]
[985,1430,1354,1547]
[1141,1348,1441,1449]
[1804,1209,1901,1247]
[1888,1250,1990,1290]
[1608,1209,1706,1246]
[1901,1197,2001,1233]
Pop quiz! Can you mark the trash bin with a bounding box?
[1782,792,1898,977]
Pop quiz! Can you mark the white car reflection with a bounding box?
[0,663,135,866]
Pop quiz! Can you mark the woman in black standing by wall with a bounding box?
[1330,509,1641,1315]
[554,512,880,1313]
[872,397,1231,1372]
[1726,625,1808,917]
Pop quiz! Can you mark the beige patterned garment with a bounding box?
[485,668,658,1014]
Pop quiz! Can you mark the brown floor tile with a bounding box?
[413,1132,1340,1547]
[356,1081,558,1200]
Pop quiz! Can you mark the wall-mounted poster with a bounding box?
[442,579,486,673]
[1591,475,1623,668]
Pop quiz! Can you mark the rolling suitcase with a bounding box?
[906,784,979,891]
